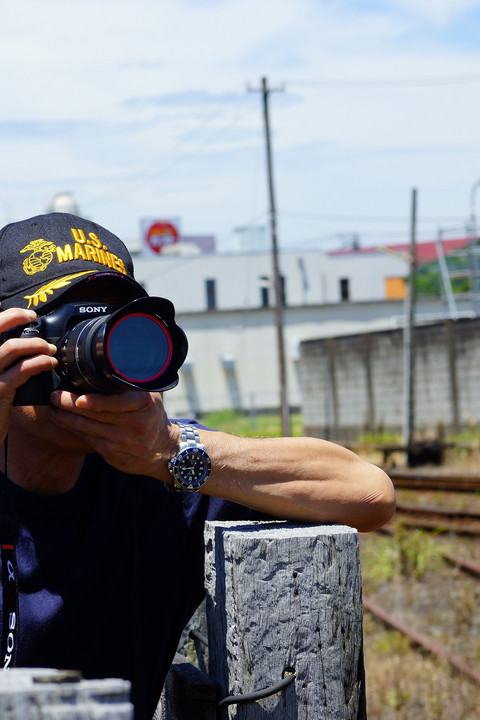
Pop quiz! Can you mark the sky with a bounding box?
[1,0,480,253]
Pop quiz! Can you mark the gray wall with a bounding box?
[299,318,480,441]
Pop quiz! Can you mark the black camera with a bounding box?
[2,297,188,406]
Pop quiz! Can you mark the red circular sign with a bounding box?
[146,222,179,254]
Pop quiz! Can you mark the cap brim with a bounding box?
[1,270,148,312]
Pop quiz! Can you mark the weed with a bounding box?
[360,536,399,590]
[360,527,442,588]
[395,526,442,581]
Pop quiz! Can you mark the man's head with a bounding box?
[0,213,188,407]
[0,212,147,314]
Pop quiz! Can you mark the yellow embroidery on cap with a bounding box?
[23,272,93,308]
[20,239,57,276]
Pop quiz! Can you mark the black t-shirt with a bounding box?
[0,424,261,720]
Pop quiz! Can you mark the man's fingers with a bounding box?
[0,338,57,372]
[48,390,159,451]
[48,404,114,441]
[0,354,58,396]
[0,307,37,332]
[50,389,155,425]
[52,388,151,411]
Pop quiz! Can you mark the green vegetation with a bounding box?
[360,527,443,590]
[198,409,303,437]
[415,245,477,297]
[354,430,402,449]
[447,425,480,450]
[395,526,443,580]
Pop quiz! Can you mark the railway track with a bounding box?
[379,524,480,573]
[381,469,480,533]
[386,468,480,493]
[393,501,480,535]
[367,521,480,687]
[363,595,480,686]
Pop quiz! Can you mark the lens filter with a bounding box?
[106,313,173,383]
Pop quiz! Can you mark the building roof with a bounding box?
[328,237,472,265]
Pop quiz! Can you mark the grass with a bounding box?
[198,409,304,437]
[360,527,443,593]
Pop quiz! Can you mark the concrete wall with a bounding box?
[160,297,475,418]
[299,317,480,442]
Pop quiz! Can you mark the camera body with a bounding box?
[2,297,188,406]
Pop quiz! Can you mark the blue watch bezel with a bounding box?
[169,446,212,491]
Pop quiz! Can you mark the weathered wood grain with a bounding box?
[205,521,366,720]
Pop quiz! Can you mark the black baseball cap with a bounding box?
[0,212,147,313]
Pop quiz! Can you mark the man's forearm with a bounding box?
[197,429,395,532]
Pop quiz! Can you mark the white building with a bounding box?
[133,247,408,313]
[130,245,469,418]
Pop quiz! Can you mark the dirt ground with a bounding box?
[360,449,480,719]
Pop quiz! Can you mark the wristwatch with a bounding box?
[167,423,212,492]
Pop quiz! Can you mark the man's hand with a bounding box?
[49,389,179,481]
[49,388,396,532]
[0,306,57,444]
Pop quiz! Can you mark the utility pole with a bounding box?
[407,188,417,448]
[403,188,417,452]
[249,77,290,436]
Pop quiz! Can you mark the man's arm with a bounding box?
[198,429,395,531]
[49,390,395,532]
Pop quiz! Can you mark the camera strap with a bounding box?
[0,439,19,670]
[0,513,18,669]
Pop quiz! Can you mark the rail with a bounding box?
[370,517,480,687]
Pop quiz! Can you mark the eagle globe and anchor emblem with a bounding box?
[19,238,91,308]
[20,239,57,275]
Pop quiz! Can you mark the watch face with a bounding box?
[176,448,211,490]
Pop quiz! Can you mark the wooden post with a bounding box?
[204,521,366,719]
[363,334,375,432]
[327,338,339,440]
[406,187,417,450]
[446,319,460,433]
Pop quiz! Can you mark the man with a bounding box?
[0,213,395,719]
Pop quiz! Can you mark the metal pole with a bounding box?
[261,77,290,436]
[401,291,411,447]
[407,188,417,449]
[435,229,458,319]
[468,180,480,310]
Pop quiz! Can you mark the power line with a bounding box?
[289,73,480,89]
[85,96,258,208]
[278,210,465,225]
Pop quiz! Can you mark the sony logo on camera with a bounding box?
[78,306,109,314]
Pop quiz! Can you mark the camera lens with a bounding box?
[57,297,187,395]
[106,313,172,383]
[57,297,188,393]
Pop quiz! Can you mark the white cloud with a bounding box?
[388,0,480,26]
[0,0,480,246]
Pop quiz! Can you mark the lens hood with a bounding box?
[59,297,188,395]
